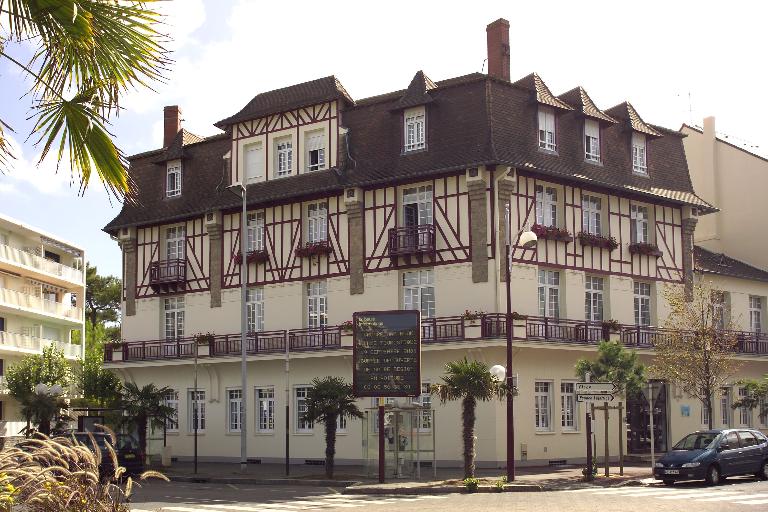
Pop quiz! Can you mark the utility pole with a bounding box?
[604,401,609,477]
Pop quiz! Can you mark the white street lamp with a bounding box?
[489,365,506,382]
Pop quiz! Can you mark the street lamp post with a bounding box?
[502,202,537,482]
[228,183,249,473]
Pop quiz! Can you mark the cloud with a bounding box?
[2,135,78,196]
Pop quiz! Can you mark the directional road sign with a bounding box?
[575,382,616,395]
[577,393,616,403]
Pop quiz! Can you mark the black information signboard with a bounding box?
[352,310,421,397]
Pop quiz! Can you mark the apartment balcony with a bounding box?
[104,315,768,364]
[0,330,81,359]
[388,225,435,259]
[0,243,83,287]
[0,287,82,325]
[149,259,186,293]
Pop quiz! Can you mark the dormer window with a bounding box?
[404,107,426,152]
[584,119,601,162]
[166,162,181,197]
[538,107,556,151]
[632,132,648,175]
[275,137,293,177]
[305,130,326,172]
[244,142,263,183]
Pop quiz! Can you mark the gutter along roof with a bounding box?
[104,72,714,233]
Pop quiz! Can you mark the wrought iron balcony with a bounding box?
[149,259,186,292]
[388,224,435,257]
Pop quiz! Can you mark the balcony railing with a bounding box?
[150,259,186,285]
[0,330,80,358]
[0,287,82,321]
[0,243,83,284]
[104,315,768,363]
[388,225,435,257]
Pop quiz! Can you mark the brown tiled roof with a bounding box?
[214,76,354,128]
[153,129,206,162]
[605,102,662,137]
[694,246,768,282]
[105,72,712,233]
[392,71,437,110]
[512,73,573,111]
[557,87,616,124]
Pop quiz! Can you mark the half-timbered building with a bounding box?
[103,19,768,467]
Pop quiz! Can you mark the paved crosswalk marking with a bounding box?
[698,492,768,502]
[563,486,768,507]
[657,490,738,499]
[736,498,768,505]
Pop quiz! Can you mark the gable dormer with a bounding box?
[215,76,354,185]
[605,102,662,176]
[393,71,437,154]
[512,73,573,153]
[557,86,617,163]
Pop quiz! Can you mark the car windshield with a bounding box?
[672,432,719,450]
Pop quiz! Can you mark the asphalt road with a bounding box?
[129,477,768,512]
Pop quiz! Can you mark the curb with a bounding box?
[167,475,360,487]
[343,484,543,495]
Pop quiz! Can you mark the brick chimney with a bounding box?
[486,18,510,81]
[163,105,182,148]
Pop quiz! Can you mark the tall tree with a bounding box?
[0,0,169,197]
[431,358,506,478]
[78,322,122,407]
[650,282,741,430]
[119,382,174,461]
[575,340,646,396]
[84,263,121,328]
[302,377,363,479]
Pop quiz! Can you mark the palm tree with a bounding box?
[119,382,174,461]
[0,1,169,197]
[432,358,506,478]
[303,377,363,478]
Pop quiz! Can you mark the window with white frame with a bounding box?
[712,291,726,330]
[561,382,578,431]
[534,381,553,431]
[402,185,433,227]
[164,296,184,339]
[337,413,347,433]
[256,387,275,433]
[403,269,435,319]
[584,119,600,162]
[246,287,264,333]
[630,204,649,244]
[536,185,558,227]
[188,389,205,432]
[306,281,327,328]
[538,107,556,151]
[584,276,604,322]
[412,382,432,432]
[404,107,426,152]
[633,281,651,327]
[166,163,181,197]
[750,296,763,333]
[295,386,313,432]
[275,138,293,177]
[166,225,185,260]
[738,387,750,426]
[244,142,263,183]
[720,387,731,427]
[632,132,648,174]
[246,212,265,252]
[227,389,243,433]
[305,130,326,172]
[163,389,179,431]
[582,195,602,235]
[306,202,328,243]
[538,269,560,318]
[701,401,710,426]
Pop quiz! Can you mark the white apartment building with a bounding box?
[0,213,85,437]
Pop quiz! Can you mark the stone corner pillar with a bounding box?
[467,176,489,283]
[206,211,224,308]
[117,227,138,317]
[345,188,365,295]
[496,176,517,283]
[681,212,699,301]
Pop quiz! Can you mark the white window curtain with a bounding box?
[582,195,602,235]
[538,107,556,151]
[306,281,327,328]
[244,143,263,182]
[276,139,293,176]
[585,276,604,322]
[307,203,328,243]
[585,119,600,161]
[538,269,560,318]
[632,132,647,174]
[246,287,264,332]
[257,387,275,432]
[536,185,558,227]
[630,205,649,243]
[246,212,265,252]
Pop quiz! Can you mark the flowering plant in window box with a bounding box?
[511,311,527,320]
[461,310,485,324]
[194,332,215,345]
[531,223,573,242]
[628,242,662,257]
[340,320,354,334]
[295,240,333,257]
[247,249,269,264]
[577,231,619,251]
[601,319,621,332]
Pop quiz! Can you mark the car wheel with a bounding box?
[663,479,675,486]
[757,460,768,481]
[705,464,720,486]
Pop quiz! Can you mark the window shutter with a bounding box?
[306,132,323,151]
[244,144,263,181]
[585,119,599,139]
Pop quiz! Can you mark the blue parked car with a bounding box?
[654,429,768,485]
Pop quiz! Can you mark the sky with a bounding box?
[1,0,767,279]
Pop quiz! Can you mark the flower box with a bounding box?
[531,224,573,243]
[234,250,270,265]
[110,344,123,362]
[577,232,619,251]
[628,242,662,257]
[341,332,354,347]
[295,240,333,258]
[461,310,484,326]
[464,324,482,339]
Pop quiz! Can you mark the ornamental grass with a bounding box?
[0,427,166,511]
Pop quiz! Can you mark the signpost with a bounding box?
[576,382,619,477]
[352,310,421,483]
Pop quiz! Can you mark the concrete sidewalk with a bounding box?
[154,460,652,491]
